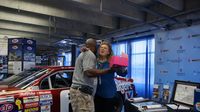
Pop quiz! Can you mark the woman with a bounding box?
[94,41,117,112]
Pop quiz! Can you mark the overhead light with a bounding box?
[68,42,77,45]
[62,52,65,55]
[61,40,67,44]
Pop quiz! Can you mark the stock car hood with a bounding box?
[0,85,21,92]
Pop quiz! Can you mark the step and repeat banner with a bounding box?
[155,25,200,100]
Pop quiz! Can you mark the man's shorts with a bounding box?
[70,88,94,112]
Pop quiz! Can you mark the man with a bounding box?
[70,38,112,112]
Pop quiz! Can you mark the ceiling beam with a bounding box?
[123,0,179,23]
[0,20,83,37]
[102,0,145,21]
[66,0,145,22]
[127,0,152,5]
[156,0,184,11]
[0,0,117,29]
[0,8,99,35]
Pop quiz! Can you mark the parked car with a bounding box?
[0,66,136,112]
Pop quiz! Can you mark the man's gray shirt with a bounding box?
[71,50,97,95]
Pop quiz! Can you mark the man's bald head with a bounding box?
[85,38,97,53]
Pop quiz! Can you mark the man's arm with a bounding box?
[84,68,112,77]
[82,51,113,77]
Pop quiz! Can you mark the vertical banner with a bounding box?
[23,39,36,70]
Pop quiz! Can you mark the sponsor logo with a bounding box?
[0,104,13,111]
[176,68,185,76]
[157,58,164,65]
[24,102,39,109]
[126,91,133,99]
[19,92,36,97]
[12,45,18,50]
[12,39,19,43]
[177,45,185,53]
[23,96,39,103]
[115,80,133,93]
[168,36,182,40]
[27,46,32,51]
[196,102,200,111]
[41,105,51,112]
[27,40,33,45]
[40,94,52,101]
[0,96,14,104]
[157,37,165,44]
[40,100,53,106]
[24,107,39,112]
[193,71,200,75]
[191,34,200,38]
[167,58,182,63]
[160,70,168,74]
[193,45,200,49]
[160,49,169,53]
[188,58,200,62]
[38,91,51,95]
[15,99,23,110]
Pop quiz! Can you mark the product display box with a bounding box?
[124,98,168,112]
[110,55,128,67]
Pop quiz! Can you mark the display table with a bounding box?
[165,104,192,112]
[124,98,168,112]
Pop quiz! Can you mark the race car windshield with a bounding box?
[0,68,47,86]
[14,69,48,89]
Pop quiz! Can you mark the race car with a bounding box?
[0,66,136,112]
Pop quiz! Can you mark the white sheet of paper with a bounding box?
[167,104,190,110]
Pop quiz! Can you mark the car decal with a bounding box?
[0,96,14,104]
[23,96,39,104]
[19,92,36,97]
[40,94,52,101]
[15,98,23,110]
[41,105,51,112]
[0,103,14,112]
[39,100,53,106]
[24,107,39,112]
[38,91,53,112]
[24,102,39,109]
